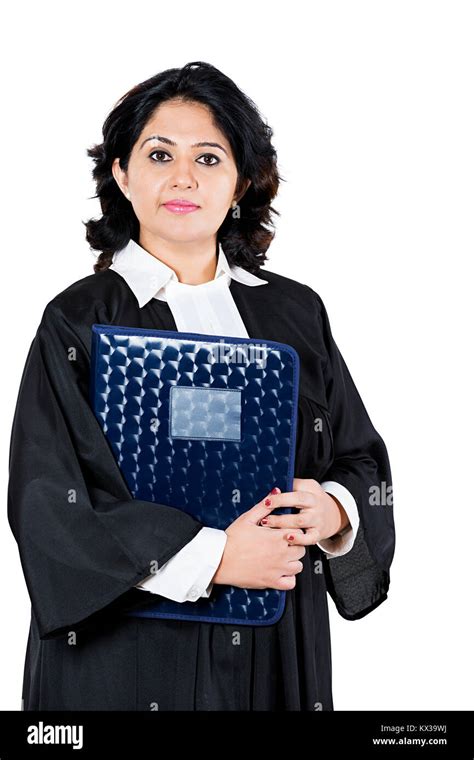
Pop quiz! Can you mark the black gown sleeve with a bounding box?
[312,291,396,620]
[7,302,204,640]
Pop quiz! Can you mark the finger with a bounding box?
[271,527,305,536]
[286,529,320,546]
[260,512,311,530]
[263,489,314,510]
[286,560,304,575]
[246,487,282,525]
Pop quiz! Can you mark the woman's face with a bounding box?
[112,99,248,247]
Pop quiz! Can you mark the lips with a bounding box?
[163,199,200,214]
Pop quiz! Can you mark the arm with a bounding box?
[311,291,395,619]
[7,303,207,640]
[136,527,227,601]
[316,481,360,557]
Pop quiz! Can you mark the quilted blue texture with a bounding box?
[89,324,300,626]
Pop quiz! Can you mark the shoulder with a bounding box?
[255,266,325,314]
[39,269,128,329]
[45,269,126,313]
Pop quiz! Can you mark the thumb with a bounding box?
[245,487,281,525]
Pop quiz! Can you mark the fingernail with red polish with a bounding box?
[261,518,268,525]
[271,487,279,494]
[264,498,271,506]
[287,534,295,541]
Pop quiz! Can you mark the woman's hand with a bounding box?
[212,489,307,590]
[258,478,350,546]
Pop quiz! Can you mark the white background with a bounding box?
[1,0,472,711]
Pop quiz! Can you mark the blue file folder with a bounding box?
[90,324,300,626]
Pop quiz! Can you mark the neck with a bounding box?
[138,233,219,285]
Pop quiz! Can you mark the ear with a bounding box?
[112,157,131,200]
[234,178,252,204]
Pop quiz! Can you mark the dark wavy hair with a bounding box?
[84,61,283,274]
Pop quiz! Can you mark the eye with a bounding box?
[196,153,220,166]
[149,150,172,163]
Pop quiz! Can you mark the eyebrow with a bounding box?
[140,134,229,156]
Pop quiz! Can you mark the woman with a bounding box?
[8,61,395,711]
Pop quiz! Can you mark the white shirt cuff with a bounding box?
[317,481,360,558]
[135,527,227,602]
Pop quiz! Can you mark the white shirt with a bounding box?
[109,238,360,603]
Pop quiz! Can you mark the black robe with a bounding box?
[7,266,395,711]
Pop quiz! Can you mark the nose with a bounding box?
[169,157,198,190]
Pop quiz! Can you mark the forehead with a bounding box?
[137,100,228,145]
